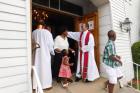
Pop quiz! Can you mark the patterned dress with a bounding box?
[59,56,72,78]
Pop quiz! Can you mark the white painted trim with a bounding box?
[26,0,32,93]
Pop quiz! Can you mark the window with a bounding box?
[50,0,59,9]
[61,1,83,16]
[33,0,49,6]
[32,0,83,16]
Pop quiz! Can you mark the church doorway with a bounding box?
[32,6,76,38]
[32,5,80,73]
[32,0,100,69]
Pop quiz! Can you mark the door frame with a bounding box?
[30,2,80,92]
[26,0,32,93]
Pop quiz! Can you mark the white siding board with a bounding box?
[116,49,131,53]
[0,57,27,67]
[0,0,25,8]
[112,19,123,25]
[112,12,125,20]
[111,2,124,10]
[112,14,125,21]
[112,19,124,25]
[0,83,28,93]
[111,8,125,17]
[111,0,124,5]
[0,12,26,23]
[0,74,27,88]
[0,21,26,31]
[0,49,26,58]
[113,25,121,30]
[115,43,130,47]
[0,40,27,48]
[115,42,130,46]
[116,33,129,39]
[0,30,26,39]
[0,0,29,92]
[116,37,130,41]
[113,26,124,31]
[0,2,25,16]
[0,66,27,78]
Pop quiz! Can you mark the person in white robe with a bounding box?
[68,23,100,82]
[32,20,54,89]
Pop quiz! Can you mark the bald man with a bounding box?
[103,30,123,93]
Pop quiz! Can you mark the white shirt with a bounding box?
[54,35,69,51]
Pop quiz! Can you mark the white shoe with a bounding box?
[62,82,68,88]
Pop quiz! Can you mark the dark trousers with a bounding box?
[52,52,62,80]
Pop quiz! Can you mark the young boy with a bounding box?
[103,30,123,93]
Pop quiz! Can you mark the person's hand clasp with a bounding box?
[116,55,121,60]
[79,47,82,52]
[79,46,86,52]
[71,49,75,54]
[119,60,123,66]
[116,55,122,66]
[118,59,123,66]
[70,63,74,66]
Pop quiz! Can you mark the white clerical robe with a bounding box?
[32,29,54,89]
[68,30,100,81]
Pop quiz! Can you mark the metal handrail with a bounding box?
[32,66,44,93]
[128,62,140,91]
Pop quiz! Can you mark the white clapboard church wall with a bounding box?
[110,0,134,84]
[97,0,134,85]
[0,0,31,93]
[124,0,140,44]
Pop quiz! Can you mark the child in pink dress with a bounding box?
[59,49,73,88]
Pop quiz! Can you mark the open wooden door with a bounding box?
[75,12,100,68]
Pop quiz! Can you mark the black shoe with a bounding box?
[67,78,73,83]
[75,77,82,82]
[56,77,61,83]
[85,79,91,83]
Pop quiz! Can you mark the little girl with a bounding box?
[59,49,73,88]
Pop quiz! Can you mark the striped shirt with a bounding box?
[103,40,119,68]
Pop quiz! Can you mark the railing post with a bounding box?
[32,66,44,93]
[127,62,140,91]
[136,65,139,89]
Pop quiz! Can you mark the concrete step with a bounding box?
[43,77,121,93]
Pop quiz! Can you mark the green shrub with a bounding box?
[131,41,140,64]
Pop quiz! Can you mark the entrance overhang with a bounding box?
[90,0,109,7]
